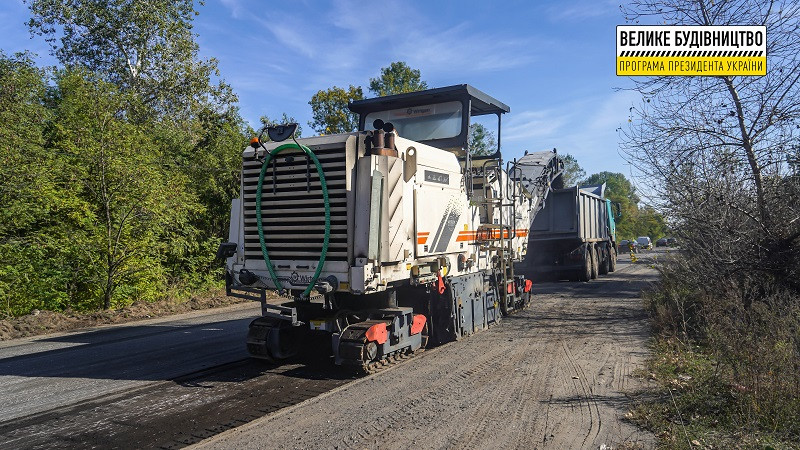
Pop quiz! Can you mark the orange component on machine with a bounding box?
[365,322,388,344]
[456,231,477,242]
[507,282,514,294]
[417,232,429,245]
[456,229,529,242]
[410,314,427,335]
[524,279,533,293]
[437,270,446,294]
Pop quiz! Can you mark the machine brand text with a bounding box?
[424,170,450,185]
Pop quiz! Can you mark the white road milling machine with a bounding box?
[218,85,565,373]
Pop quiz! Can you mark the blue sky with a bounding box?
[0,0,642,181]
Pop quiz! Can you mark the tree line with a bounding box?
[1,61,245,316]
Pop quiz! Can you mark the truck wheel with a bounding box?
[577,245,591,282]
[609,247,617,272]
[599,245,610,275]
[590,245,599,279]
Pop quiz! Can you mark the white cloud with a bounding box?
[546,0,619,23]
[256,18,318,58]
[586,89,640,132]
[503,109,570,142]
[498,90,641,178]
[395,24,537,74]
[219,0,244,19]
[238,0,544,86]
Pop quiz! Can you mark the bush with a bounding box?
[642,255,800,446]
[646,259,706,341]
[705,284,800,435]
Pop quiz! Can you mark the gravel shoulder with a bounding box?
[195,255,658,450]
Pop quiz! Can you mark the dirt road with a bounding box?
[196,254,658,449]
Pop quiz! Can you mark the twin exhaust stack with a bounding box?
[369,119,399,157]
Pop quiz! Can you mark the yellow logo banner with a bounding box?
[616,25,766,76]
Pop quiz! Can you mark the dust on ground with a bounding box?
[0,289,254,341]
[196,257,658,450]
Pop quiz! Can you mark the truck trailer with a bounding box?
[517,184,618,282]
[218,85,565,372]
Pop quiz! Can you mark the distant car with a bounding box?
[666,237,678,247]
[618,239,638,253]
[656,237,668,247]
[636,236,652,250]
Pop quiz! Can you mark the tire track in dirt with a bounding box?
[562,341,603,447]
[449,356,526,448]
[336,344,521,448]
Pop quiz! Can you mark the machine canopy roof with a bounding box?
[349,84,509,118]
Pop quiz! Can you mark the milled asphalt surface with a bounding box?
[0,303,261,423]
[0,301,356,449]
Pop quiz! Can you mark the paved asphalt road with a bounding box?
[0,303,262,423]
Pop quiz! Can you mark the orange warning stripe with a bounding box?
[415,229,530,244]
[455,231,478,242]
[455,229,529,242]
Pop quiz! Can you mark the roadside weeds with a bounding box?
[627,257,800,450]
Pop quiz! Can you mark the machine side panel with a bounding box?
[414,164,467,258]
[377,155,407,263]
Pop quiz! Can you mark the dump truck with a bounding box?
[516,184,618,282]
[218,85,565,372]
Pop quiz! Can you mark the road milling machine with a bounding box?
[218,85,565,373]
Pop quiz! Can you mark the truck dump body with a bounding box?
[518,185,617,281]
[530,187,609,242]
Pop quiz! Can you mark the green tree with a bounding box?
[368,61,428,97]
[26,0,231,122]
[155,107,248,286]
[0,51,83,316]
[0,52,50,240]
[468,123,497,156]
[634,206,667,239]
[52,68,197,309]
[560,154,585,187]
[26,0,247,295]
[308,85,363,134]
[308,63,428,136]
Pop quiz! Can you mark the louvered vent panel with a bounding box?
[241,146,348,262]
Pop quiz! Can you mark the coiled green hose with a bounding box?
[256,142,330,298]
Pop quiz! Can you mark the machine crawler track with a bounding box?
[357,347,422,375]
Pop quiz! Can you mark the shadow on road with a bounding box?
[0,315,353,383]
